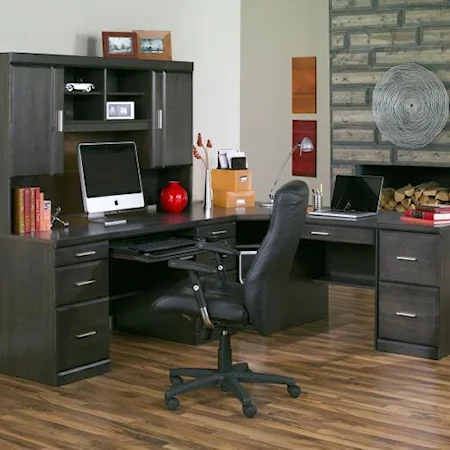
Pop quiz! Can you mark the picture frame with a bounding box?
[102,31,138,59]
[106,101,135,120]
[133,30,172,60]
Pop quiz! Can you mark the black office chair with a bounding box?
[152,180,309,417]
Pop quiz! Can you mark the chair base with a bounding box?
[163,329,301,418]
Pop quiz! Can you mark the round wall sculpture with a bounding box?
[372,62,449,149]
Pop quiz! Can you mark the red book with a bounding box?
[34,187,41,232]
[416,204,450,213]
[405,209,450,221]
[23,188,31,233]
[400,216,450,227]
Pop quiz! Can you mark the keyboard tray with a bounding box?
[110,238,200,263]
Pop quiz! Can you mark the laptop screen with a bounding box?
[331,175,384,212]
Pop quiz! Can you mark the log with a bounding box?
[413,181,439,199]
[379,181,450,212]
[394,184,414,203]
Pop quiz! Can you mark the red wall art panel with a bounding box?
[292,120,317,177]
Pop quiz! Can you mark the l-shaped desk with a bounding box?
[1,204,450,387]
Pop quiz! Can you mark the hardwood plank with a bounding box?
[0,286,450,448]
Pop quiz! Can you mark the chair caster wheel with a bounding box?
[170,375,183,386]
[243,403,257,418]
[165,397,180,411]
[287,384,301,398]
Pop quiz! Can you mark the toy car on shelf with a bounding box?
[65,82,95,93]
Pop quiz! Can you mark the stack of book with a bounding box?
[14,187,52,234]
[401,204,450,226]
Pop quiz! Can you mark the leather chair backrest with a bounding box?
[244,180,309,336]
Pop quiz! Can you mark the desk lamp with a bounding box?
[259,137,314,207]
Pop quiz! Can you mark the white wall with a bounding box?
[0,0,241,201]
[240,0,331,204]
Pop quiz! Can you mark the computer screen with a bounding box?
[331,175,383,212]
[78,141,145,215]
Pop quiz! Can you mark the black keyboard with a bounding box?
[128,238,195,254]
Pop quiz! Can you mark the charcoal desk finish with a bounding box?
[0,206,449,386]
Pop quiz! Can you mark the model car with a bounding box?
[65,82,95,93]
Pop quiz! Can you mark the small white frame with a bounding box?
[106,101,135,120]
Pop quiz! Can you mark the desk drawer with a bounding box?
[57,298,109,372]
[55,241,109,267]
[379,231,439,286]
[196,222,236,240]
[56,260,109,306]
[302,224,374,245]
[378,282,438,346]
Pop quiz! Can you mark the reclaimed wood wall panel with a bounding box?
[329,0,450,177]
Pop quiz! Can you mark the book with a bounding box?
[405,209,450,221]
[13,186,49,233]
[13,188,25,234]
[400,216,450,227]
[416,204,450,213]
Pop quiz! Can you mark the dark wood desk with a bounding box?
[0,206,449,386]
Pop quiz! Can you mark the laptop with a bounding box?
[308,175,384,220]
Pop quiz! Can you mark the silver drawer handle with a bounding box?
[211,230,227,235]
[310,231,330,236]
[396,312,417,318]
[75,280,96,287]
[76,251,96,258]
[76,331,97,339]
[396,256,418,262]
[179,255,194,260]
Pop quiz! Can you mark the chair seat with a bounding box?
[153,278,248,324]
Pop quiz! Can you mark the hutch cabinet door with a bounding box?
[149,70,164,168]
[10,65,64,176]
[147,70,193,168]
[163,71,193,167]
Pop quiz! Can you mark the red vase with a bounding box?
[160,181,188,213]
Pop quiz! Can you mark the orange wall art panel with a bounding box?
[292,57,317,114]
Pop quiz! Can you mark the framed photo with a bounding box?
[106,101,135,120]
[102,31,138,58]
[133,30,172,60]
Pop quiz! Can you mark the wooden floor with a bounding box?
[2,286,450,449]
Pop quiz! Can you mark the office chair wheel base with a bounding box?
[165,397,180,411]
[243,403,257,418]
[170,375,183,386]
[287,385,301,398]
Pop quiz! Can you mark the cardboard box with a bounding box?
[213,189,255,208]
[211,169,252,192]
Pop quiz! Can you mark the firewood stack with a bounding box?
[380,181,450,212]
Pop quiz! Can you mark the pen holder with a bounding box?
[313,192,323,211]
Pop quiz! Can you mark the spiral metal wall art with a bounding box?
[372,62,449,149]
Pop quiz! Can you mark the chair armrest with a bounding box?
[196,241,240,256]
[168,259,217,275]
[167,258,215,328]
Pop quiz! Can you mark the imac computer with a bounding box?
[78,141,145,226]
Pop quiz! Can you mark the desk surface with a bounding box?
[9,204,448,248]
